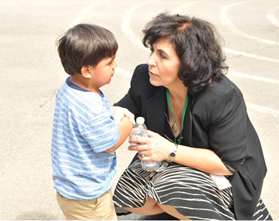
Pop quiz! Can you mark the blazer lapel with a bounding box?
[145,85,194,148]
[182,94,194,147]
[145,86,166,137]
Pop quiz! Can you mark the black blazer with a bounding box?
[115,64,267,220]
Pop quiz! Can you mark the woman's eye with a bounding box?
[160,53,166,59]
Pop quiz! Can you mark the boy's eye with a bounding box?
[108,58,115,66]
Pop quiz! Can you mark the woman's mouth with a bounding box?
[149,71,156,76]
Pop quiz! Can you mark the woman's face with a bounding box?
[147,38,181,88]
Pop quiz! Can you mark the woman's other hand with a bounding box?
[113,106,135,125]
[128,130,172,162]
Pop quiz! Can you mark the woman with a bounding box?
[113,13,272,220]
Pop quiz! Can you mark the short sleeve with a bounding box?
[81,112,120,153]
[209,87,247,173]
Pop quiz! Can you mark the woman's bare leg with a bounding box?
[122,197,190,220]
[123,197,164,215]
[158,203,190,220]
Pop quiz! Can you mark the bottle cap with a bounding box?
[136,117,145,124]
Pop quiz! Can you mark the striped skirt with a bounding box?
[113,159,272,220]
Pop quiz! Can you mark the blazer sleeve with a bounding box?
[114,64,148,118]
[208,83,247,174]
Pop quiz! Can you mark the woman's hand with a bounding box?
[113,106,135,125]
[129,130,233,175]
[128,130,172,162]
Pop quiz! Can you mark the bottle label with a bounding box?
[142,161,162,171]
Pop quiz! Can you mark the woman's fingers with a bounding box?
[128,131,163,162]
[112,106,135,124]
[147,130,157,137]
[138,151,150,161]
[138,151,145,157]
[122,108,135,124]
[129,136,149,146]
[128,143,146,151]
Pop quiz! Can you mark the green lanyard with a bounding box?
[166,89,188,145]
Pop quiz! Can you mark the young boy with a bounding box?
[51,24,133,220]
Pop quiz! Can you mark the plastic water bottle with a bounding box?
[129,117,148,145]
[130,117,162,172]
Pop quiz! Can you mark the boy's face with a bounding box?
[89,55,117,88]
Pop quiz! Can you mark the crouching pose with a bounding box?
[113,13,272,220]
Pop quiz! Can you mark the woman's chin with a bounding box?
[149,78,162,87]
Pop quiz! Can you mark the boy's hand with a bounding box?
[113,106,135,125]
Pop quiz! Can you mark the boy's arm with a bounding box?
[105,116,133,152]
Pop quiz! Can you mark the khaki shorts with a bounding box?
[56,189,117,220]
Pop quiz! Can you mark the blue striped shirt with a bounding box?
[51,77,120,200]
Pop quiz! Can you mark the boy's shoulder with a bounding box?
[57,78,105,115]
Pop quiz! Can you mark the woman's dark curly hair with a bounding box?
[142,13,228,95]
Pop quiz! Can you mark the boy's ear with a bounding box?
[81,66,92,78]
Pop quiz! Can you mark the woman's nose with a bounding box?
[147,54,156,66]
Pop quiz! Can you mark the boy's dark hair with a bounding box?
[142,13,228,95]
[57,24,118,75]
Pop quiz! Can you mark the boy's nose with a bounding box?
[113,60,117,69]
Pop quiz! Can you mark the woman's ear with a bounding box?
[81,65,92,79]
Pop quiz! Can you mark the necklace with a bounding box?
[168,99,185,133]
[166,89,188,144]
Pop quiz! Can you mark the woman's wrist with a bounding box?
[167,143,178,162]
[164,141,174,161]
